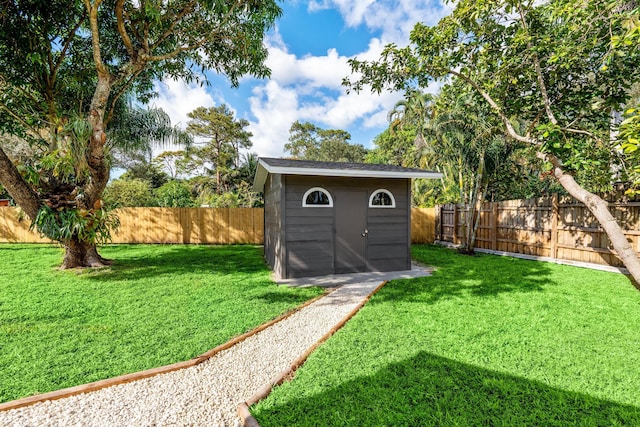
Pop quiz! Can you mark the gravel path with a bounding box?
[0,280,383,427]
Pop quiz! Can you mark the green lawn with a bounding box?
[0,244,322,403]
[252,245,640,426]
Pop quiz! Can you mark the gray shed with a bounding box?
[253,158,441,279]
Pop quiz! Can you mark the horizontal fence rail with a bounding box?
[0,207,436,245]
[437,194,640,268]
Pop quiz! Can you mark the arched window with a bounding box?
[303,187,333,207]
[369,189,396,208]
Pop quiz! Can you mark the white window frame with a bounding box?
[302,187,334,207]
[369,189,396,208]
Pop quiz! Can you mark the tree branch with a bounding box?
[116,0,135,58]
[105,67,143,127]
[0,102,45,142]
[83,0,109,76]
[147,1,237,60]
[52,16,85,82]
[561,127,602,142]
[146,38,211,62]
[447,68,538,145]
[517,1,559,126]
[149,2,198,50]
[0,145,40,219]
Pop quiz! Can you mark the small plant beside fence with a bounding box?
[438,194,640,268]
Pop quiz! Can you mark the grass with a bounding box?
[252,245,640,426]
[0,244,322,403]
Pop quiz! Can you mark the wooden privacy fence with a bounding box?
[0,207,264,245]
[0,207,436,245]
[411,208,436,244]
[438,194,640,268]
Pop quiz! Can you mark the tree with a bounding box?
[0,0,281,268]
[186,105,253,194]
[285,121,368,162]
[154,180,195,207]
[366,128,418,168]
[388,86,515,252]
[120,162,169,189]
[153,151,187,179]
[188,152,262,207]
[109,107,192,172]
[346,0,640,283]
[103,178,155,208]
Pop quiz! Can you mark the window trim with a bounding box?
[302,187,334,207]
[369,189,396,208]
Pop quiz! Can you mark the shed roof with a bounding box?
[253,157,442,192]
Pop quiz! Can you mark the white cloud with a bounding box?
[266,47,352,89]
[152,78,217,130]
[246,37,406,157]
[309,0,451,44]
[248,81,300,157]
[149,78,220,157]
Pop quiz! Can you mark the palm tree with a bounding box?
[109,105,192,166]
[392,87,510,253]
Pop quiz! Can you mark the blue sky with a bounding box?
[152,0,449,158]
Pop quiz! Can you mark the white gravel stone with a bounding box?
[0,280,383,427]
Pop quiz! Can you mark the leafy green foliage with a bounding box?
[0,244,322,402]
[103,179,155,208]
[620,105,640,195]
[32,205,120,244]
[198,181,262,208]
[186,105,253,194]
[119,162,169,189]
[285,121,368,163]
[154,181,195,208]
[366,128,418,168]
[253,245,640,426]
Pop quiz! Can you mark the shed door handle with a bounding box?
[361,229,368,237]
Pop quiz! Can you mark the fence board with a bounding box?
[438,194,640,268]
[411,208,436,244]
[1,207,435,245]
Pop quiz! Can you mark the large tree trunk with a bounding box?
[62,237,112,269]
[542,152,640,286]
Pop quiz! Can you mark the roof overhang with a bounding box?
[253,158,443,192]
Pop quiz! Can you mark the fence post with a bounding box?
[550,193,558,259]
[181,208,191,244]
[492,202,498,251]
[435,205,441,241]
[452,204,458,245]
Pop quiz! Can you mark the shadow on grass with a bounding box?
[374,245,556,304]
[253,351,640,427]
[83,245,269,282]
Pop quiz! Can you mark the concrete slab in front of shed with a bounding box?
[275,264,432,288]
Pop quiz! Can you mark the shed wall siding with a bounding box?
[366,178,410,272]
[282,175,411,278]
[284,176,335,278]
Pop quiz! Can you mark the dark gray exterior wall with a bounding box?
[284,175,335,278]
[365,178,411,272]
[280,175,411,278]
[263,173,285,278]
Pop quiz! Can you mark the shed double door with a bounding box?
[334,190,368,274]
